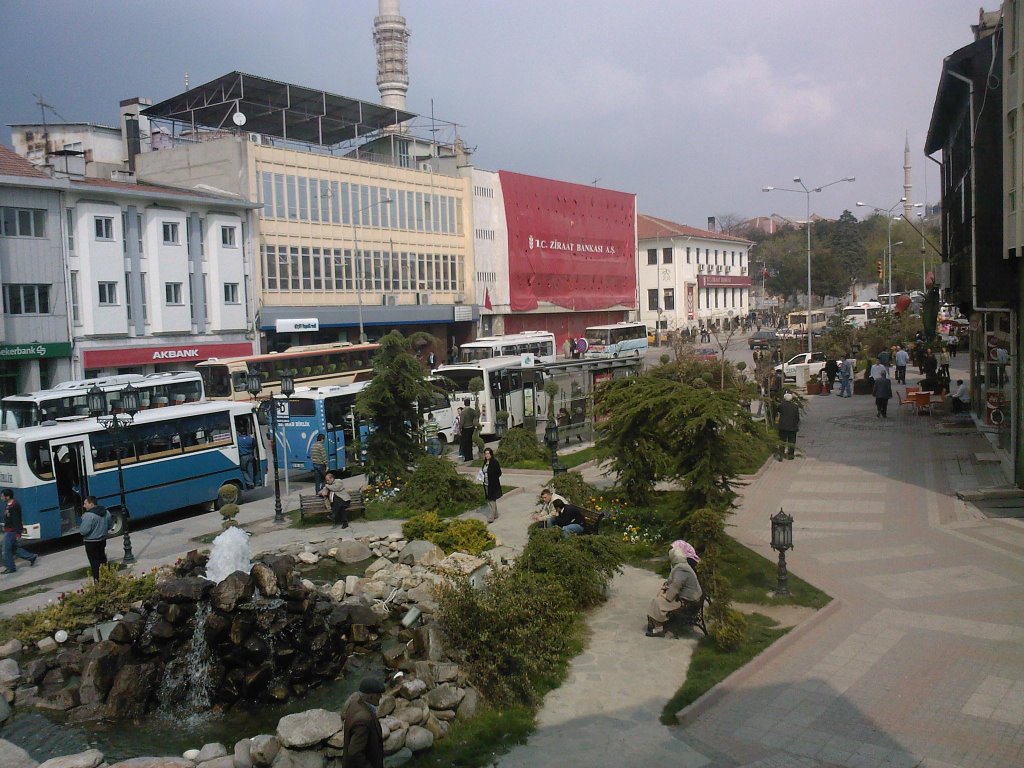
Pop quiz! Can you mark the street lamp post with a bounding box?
[266,370,295,524]
[856,199,922,303]
[88,383,140,564]
[353,197,392,344]
[763,176,855,354]
[769,507,794,596]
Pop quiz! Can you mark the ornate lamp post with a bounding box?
[88,383,140,564]
[769,507,794,595]
[268,371,295,524]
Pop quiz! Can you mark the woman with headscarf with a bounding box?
[646,540,703,637]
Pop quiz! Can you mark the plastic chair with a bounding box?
[896,390,917,415]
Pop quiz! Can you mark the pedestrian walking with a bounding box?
[319,472,351,528]
[480,447,503,522]
[80,496,112,581]
[310,434,328,493]
[423,412,440,456]
[343,677,386,768]
[569,337,578,359]
[2,488,37,573]
[238,426,257,489]
[894,345,909,384]
[949,334,959,358]
[776,392,800,460]
[824,358,839,392]
[452,407,463,457]
[938,347,951,382]
[459,400,478,461]
[838,353,854,398]
[873,369,893,418]
[563,337,572,359]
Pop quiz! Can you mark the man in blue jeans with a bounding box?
[550,499,587,537]
[2,488,37,573]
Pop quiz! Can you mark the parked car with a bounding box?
[776,327,799,339]
[748,330,781,350]
[774,352,837,383]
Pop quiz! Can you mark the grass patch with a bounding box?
[561,445,600,468]
[734,425,777,475]
[718,536,831,609]
[661,612,787,724]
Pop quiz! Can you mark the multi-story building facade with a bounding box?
[637,214,753,336]
[470,168,636,346]
[134,72,478,354]
[0,146,73,394]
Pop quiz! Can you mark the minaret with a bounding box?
[903,132,913,219]
[374,0,410,110]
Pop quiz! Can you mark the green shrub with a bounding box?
[515,528,623,610]
[496,426,549,464]
[709,606,747,652]
[435,569,576,705]
[0,564,157,645]
[401,511,446,540]
[402,513,496,555]
[548,471,597,507]
[681,507,727,550]
[397,455,481,512]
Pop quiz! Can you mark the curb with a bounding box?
[672,596,843,726]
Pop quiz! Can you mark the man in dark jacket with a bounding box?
[80,496,112,581]
[873,368,894,418]
[2,488,37,573]
[343,677,385,768]
[459,400,478,462]
[550,499,587,536]
[776,392,800,461]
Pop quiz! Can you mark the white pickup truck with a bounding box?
[774,352,830,383]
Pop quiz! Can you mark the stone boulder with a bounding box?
[35,684,80,711]
[194,743,228,763]
[333,540,372,564]
[233,738,254,768]
[276,708,343,748]
[0,695,10,723]
[107,759,195,768]
[0,739,39,768]
[296,552,319,565]
[79,641,131,704]
[108,613,145,644]
[37,750,105,768]
[248,735,280,767]
[197,757,234,768]
[425,684,464,711]
[364,556,392,576]
[105,662,159,718]
[0,638,23,658]
[0,657,21,685]
[457,687,480,719]
[156,577,214,603]
[404,725,434,752]
[268,748,323,768]
[382,729,406,753]
[397,677,427,700]
[383,747,413,768]
[210,571,255,612]
[327,580,347,603]
[250,563,280,598]
[36,636,58,653]
[397,541,445,567]
[260,554,297,590]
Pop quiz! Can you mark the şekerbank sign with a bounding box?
[82,342,254,368]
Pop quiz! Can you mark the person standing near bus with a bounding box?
[2,488,37,573]
[460,400,479,462]
[238,426,257,490]
[80,496,112,581]
[424,413,441,456]
[310,434,328,493]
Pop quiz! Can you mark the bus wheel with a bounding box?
[107,508,126,538]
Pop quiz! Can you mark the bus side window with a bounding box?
[27,439,54,480]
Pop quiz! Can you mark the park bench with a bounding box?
[580,507,605,535]
[298,489,365,522]
[666,580,710,636]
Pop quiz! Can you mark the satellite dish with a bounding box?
[232,111,247,127]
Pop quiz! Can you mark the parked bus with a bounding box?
[275,382,459,473]
[841,301,885,328]
[195,342,380,400]
[459,332,557,365]
[0,371,205,430]
[433,357,527,438]
[582,322,649,359]
[786,310,829,333]
[0,401,263,543]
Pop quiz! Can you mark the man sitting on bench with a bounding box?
[532,488,567,528]
[646,540,703,637]
[319,472,351,529]
[549,498,586,537]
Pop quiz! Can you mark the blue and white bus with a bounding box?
[275,382,460,473]
[582,322,649,359]
[0,400,263,543]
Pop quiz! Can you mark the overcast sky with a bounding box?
[0,0,992,226]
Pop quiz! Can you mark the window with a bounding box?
[221,226,237,247]
[647,288,659,311]
[0,207,46,238]
[125,272,132,321]
[162,222,180,244]
[140,273,148,322]
[663,247,673,264]
[165,282,183,305]
[66,208,75,251]
[647,248,658,265]
[136,213,143,254]
[70,272,81,325]
[98,282,118,305]
[3,284,49,315]
[664,288,675,311]
[686,246,691,264]
[94,216,114,241]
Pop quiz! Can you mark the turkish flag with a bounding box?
[484,288,493,310]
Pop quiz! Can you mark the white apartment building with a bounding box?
[637,214,753,334]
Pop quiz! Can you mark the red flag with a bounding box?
[483,288,493,310]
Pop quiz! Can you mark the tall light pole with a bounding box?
[88,383,140,564]
[856,199,922,303]
[353,197,392,344]
[763,176,855,354]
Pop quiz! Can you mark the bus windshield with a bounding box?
[585,329,610,347]
[1,402,42,430]
[198,364,234,398]
[435,369,482,392]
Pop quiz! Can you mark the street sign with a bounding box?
[276,400,290,423]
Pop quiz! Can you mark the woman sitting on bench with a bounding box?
[646,540,703,637]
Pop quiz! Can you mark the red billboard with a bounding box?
[499,171,635,312]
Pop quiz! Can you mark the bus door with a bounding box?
[50,438,89,534]
[321,397,347,473]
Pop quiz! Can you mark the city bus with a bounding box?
[0,371,205,430]
[195,342,380,400]
[275,382,458,473]
[841,301,885,328]
[0,400,263,543]
[459,331,557,365]
[786,310,829,333]
[433,357,529,438]
[582,322,649,358]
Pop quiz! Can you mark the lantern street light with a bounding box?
[769,507,794,595]
[267,370,295,524]
[763,176,855,354]
[88,382,141,564]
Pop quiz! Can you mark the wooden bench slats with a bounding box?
[298,489,365,522]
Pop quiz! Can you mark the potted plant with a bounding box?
[495,410,510,437]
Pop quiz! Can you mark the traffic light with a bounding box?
[876,259,883,280]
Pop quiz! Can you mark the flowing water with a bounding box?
[204,526,252,584]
